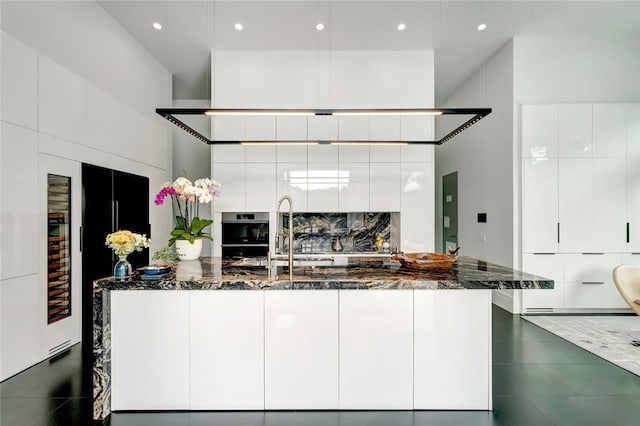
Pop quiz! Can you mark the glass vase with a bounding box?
[114,255,132,279]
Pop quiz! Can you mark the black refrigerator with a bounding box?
[80,163,149,375]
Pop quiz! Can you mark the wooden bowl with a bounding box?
[392,252,458,270]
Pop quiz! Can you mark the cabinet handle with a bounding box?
[627,222,630,243]
[582,253,604,255]
[557,222,560,243]
[533,253,556,255]
[79,226,83,253]
[582,281,605,285]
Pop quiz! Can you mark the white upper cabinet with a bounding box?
[338,116,369,140]
[245,163,276,211]
[1,34,37,130]
[338,145,369,163]
[558,157,626,253]
[338,163,370,212]
[370,162,401,211]
[276,116,307,140]
[212,116,245,141]
[276,162,308,211]
[593,104,627,158]
[308,116,338,141]
[522,104,558,158]
[38,56,87,144]
[212,145,245,163]
[523,157,558,253]
[212,163,245,212]
[400,116,433,142]
[245,116,276,141]
[558,104,592,157]
[370,116,401,141]
[307,163,340,211]
[627,104,640,252]
[245,145,276,163]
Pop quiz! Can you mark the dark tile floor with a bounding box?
[2,305,640,425]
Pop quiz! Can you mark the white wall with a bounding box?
[209,50,435,255]
[0,1,173,380]
[435,40,515,268]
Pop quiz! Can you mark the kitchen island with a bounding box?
[93,256,552,421]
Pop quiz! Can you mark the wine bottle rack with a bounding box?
[47,174,71,324]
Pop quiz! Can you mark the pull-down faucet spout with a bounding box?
[276,195,294,281]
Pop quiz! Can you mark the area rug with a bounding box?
[522,315,640,377]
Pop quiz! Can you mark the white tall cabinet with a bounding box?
[521,103,639,312]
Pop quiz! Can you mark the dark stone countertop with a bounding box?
[93,256,554,291]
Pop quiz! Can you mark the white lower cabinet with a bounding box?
[521,254,564,311]
[562,254,627,309]
[111,291,190,410]
[264,290,339,409]
[339,290,413,409]
[414,290,491,409]
[190,291,264,410]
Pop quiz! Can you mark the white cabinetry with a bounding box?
[111,291,190,410]
[245,163,276,211]
[521,103,638,312]
[521,254,564,310]
[339,290,413,409]
[264,290,339,409]
[562,254,627,309]
[627,104,640,252]
[414,290,491,409]
[190,292,264,410]
[523,157,558,253]
[558,157,626,253]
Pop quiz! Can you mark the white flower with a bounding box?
[173,177,192,191]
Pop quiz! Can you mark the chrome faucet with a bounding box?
[276,195,294,281]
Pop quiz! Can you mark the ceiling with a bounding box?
[98,1,640,104]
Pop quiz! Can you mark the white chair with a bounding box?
[612,264,640,343]
[612,264,640,317]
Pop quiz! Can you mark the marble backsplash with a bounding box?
[278,212,397,254]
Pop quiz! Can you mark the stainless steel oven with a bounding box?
[221,212,269,259]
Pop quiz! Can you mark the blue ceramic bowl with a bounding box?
[144,266,171,275]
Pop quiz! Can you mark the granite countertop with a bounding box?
[93,256,554,291]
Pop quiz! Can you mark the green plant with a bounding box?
[152,245,179,264]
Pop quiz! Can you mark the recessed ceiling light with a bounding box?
[397,23,406,31]
[477,23,487,31]
[234,23,244,31]
[152,22,162,30]
[316,22,325,31]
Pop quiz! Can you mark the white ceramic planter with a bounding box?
[175,239,203,261]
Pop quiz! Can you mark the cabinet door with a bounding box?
[414,290,491,409]
[111,291,190,410]
[245,163,276,211]
[562,254,627,309]
[521,104,558,157]
[558,104,592,157]
[307,163,339,211]
[559,158,626,253]
[213,163,245,212]
[338,163,369,211]
[264,290,338,409]
[276,163,307,211]
[190,292,264,410]
[401,162,434,252]
[593,104,626,158]
[521,254,564,311]
[523,157,558,253]
[370,162,401,211]
[627,104,640,252]
[339,290,413,409]
[113,170,149,270]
